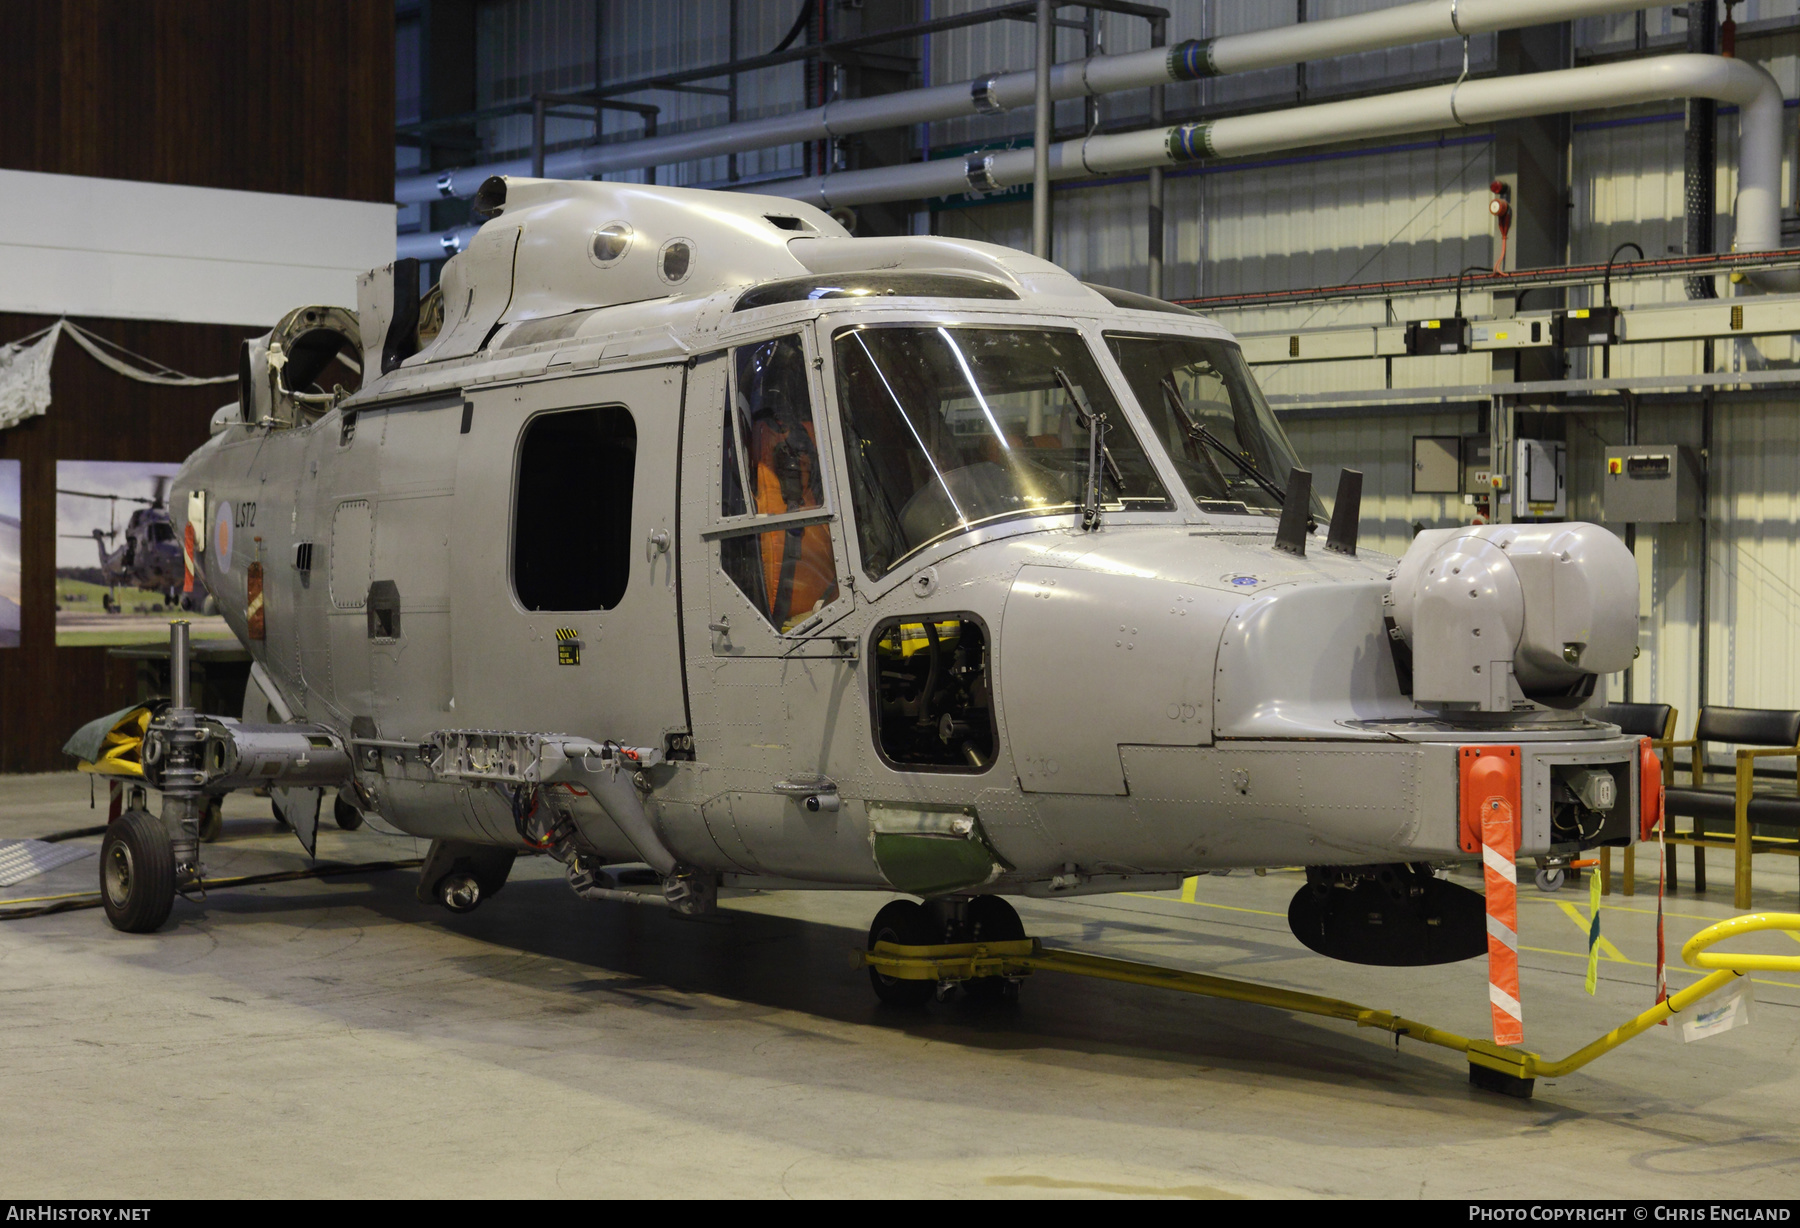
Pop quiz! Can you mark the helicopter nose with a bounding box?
[997,565,1243,796]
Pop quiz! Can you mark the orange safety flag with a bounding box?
[182,523,197,594]
[1483,794,1524,1046]
[246,558,265,640]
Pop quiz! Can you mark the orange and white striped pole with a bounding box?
[1483,795,1524,1046]
[182,522,197,595]
[1461,745,1524,1048]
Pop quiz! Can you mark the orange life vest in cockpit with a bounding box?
[748,413,838,630]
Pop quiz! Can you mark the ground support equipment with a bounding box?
[857,911,1800,1098]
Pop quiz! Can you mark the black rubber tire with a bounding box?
[334,795,365,832]
[962,895,1025,1003]
[198,797,224,843]
[270,797,290,829]
[100,809,177,933]
[867,899,935,1007]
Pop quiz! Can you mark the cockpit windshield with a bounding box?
[833,325,1172,578]
[1105,332,1321,517]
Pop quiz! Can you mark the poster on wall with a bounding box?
[55,460,231,647]
[0,460,20,648]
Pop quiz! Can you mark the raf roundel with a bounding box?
[212,500,234,572]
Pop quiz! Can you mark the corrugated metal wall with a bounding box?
[425,0,1800,727]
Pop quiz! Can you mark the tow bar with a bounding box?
[857,911,1800,1098]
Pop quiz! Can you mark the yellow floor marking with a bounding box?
[1124,892,1286,918]
[1180,876,1198,904]
[1554,900,1629,962]
[1520,895,1756,925]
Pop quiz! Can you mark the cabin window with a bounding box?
[718,335,839,632]
[513,406,636,611]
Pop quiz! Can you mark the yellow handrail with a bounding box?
[1681,912,1800,972]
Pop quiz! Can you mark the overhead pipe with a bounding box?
[401,54,1790,291]
[395,0,1661,207]
[1031,0,1053,260]
[755,54,1789,290]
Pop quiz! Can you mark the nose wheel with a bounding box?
[865,896,1025,1007]
[100,810,177,933]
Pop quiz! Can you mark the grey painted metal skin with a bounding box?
[182,178,1639,912]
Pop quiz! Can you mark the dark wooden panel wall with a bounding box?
[0,3,394,772]
[1,0,395,203]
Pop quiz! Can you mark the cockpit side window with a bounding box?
[1104,332,1322,517]
[718,334,840,631]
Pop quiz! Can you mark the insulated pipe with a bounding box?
[395,0,1659,206]
[403,55,1788,290]
[758,55,1785,282]
[1031,0,1053,260]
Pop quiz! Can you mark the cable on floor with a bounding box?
[0,858,424,921]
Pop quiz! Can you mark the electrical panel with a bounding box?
[1602,445,1701,523]
[1412,436,1461,493]
[1514,438,1566,521]
[1404,316,1471,356]
[1461,434,1492,496]
[1550,305,1622,347]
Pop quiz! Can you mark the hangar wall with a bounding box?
[0,1,395,773]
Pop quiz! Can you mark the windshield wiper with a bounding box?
[1053,367,1122,531]
[1159,376,1287,506]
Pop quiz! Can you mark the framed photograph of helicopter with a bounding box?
[0,460,19,649]
[54,460,230,647]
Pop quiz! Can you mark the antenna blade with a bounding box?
[1273,467,1312,557]
[1325,468,1363,556]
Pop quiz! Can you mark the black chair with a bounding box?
[1661,706,1800,908]
[1592,703,1677,897]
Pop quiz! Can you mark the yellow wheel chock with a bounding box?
[857,911,1800,1098]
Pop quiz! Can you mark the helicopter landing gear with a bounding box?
[867,900,935,1006]
[101,592,117,614]
[865,896,1026,1007]
[198,796,224,843]
[957,896,1025,1003]
[100,809,176,933]
[333,795,365,832]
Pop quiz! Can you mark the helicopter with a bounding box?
[0,509,19,648]
[58,474,210,613]
[80,177,1651,1009]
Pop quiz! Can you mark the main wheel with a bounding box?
[100,810,177,933]
[333,795,365,832]
[198,797,224,843]
[270,797,290,829]
[962,895,1025,1003]
[867,899,935,1007]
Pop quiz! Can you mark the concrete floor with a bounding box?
[2,772,1797,1199]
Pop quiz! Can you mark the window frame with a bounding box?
[704,325,853,639]
[824,319,1177,585]
[508,401,639,615]
[865,610,998,777]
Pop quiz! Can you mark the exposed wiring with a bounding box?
[770,1,812,54]
[1290,139,1494,333]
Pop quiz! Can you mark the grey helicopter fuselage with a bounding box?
[174,176,1643,917]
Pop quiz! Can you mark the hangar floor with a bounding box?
[2,772,1796,1200]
